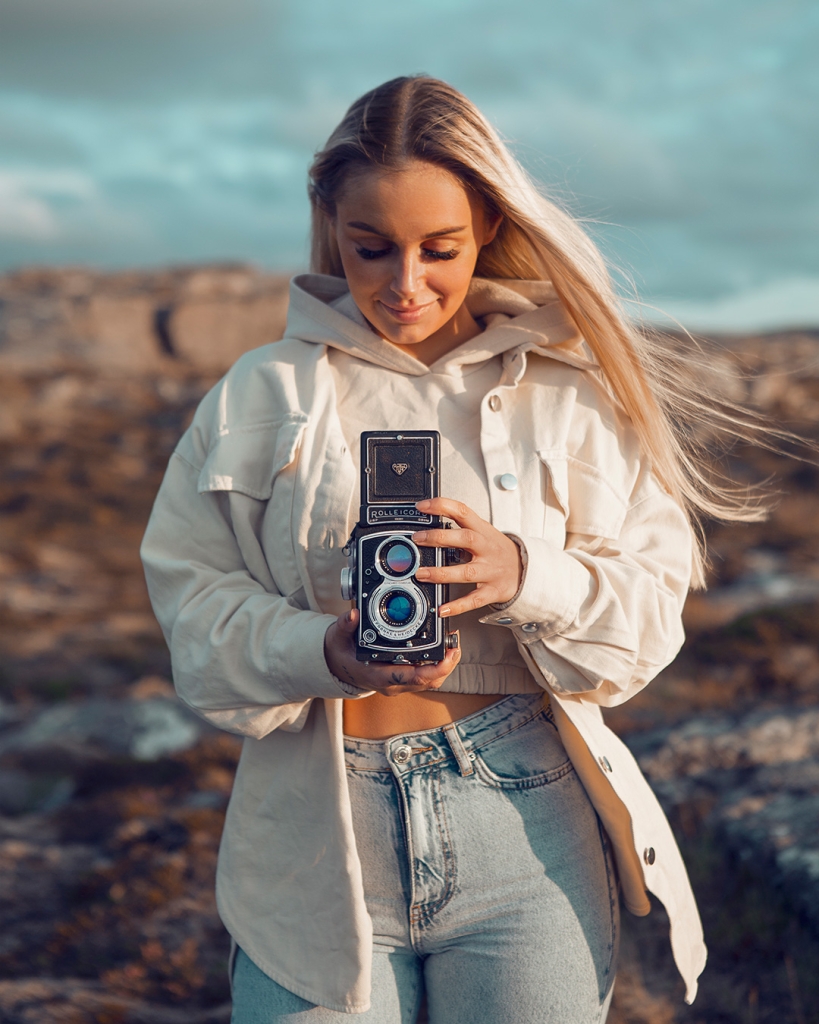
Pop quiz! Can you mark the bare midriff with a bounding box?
[342,691,506,740]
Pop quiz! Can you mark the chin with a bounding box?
[382,325,437,347]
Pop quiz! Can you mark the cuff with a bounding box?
[479,534,590,642]
[331,675,375,698]
[270,612,373,701]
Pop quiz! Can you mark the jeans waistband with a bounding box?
[343,692,550,777]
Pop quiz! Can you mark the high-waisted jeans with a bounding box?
[231,694,618,1023]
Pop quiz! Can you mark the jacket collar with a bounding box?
[284,273,598,376]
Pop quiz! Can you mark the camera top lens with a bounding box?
[378,538,418,578]
[384,542,413,574]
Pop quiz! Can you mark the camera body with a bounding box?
[340,431,457,664]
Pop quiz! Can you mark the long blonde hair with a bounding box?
[308,75,768,588]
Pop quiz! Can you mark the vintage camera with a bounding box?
[340,430,459,664]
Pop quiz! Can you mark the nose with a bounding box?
[390,251,423,303]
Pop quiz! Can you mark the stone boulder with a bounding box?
[0,265,291,377]
[628,706,819,931]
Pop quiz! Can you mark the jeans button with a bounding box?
[393,744,412,764]
[644,846,656,866]
[598,755,613,773]
[488,394,502,412]
[520,622,539,633]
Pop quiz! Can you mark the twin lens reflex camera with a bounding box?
[340,431,459,664]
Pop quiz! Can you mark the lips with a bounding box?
[378,299,436,323]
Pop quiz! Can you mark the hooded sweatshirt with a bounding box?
[140,274,706,1012]
[325,283,549,694]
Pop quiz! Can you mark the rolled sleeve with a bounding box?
[480,475,692,707]
[480,534,592,639]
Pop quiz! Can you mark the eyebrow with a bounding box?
[346,221,468,240]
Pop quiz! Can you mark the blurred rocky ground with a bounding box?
[1,265,819,1023]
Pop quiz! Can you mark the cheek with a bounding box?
[430,262,476,305]
[340,251,383,296]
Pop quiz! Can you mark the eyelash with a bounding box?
[355,246,459,262]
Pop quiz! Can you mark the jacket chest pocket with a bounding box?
[197,415,308,597]
[537,448,628,544]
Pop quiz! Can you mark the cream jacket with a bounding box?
[141,274,706,1012]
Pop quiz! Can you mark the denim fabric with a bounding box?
[231,694,618,1023]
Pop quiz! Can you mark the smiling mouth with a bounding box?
[379,300,436,322]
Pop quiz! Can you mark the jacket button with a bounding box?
[520,622,539,633]
[598,755,613,773]
[643,847,656,866]
[496,616,514,624]
[499,473,518,491]
[488,394,502,412]
[393,744,412,764]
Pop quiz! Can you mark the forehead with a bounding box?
[337,161,477,233]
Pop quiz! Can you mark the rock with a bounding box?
[0,979,231,1023]
[631,706,819,931]
[169,273,290,372]
[0,265,291,377]
[684,546,819,630]
[0,697,211,765]
[0,771,32,815]
[635,707,819,781]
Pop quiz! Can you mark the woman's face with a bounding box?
[330,160,500,361]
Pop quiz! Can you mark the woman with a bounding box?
[141,76,750,1022]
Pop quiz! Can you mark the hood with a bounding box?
[283,273,597,377]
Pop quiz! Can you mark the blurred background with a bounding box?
[2,0,818,329]
[1,2,819,1023]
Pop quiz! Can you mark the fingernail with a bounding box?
[416,500,431,510]
[415,568,430,580]
[413,531,427,542]
[439,606,450,617]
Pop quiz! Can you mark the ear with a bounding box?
[482,212,503,247]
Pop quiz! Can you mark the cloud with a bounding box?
[0,169,97,240]
[642,277,819,333]
[0,0,270,31]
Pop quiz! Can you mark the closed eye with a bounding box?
[356,245,391,260]
[355,246,460,261]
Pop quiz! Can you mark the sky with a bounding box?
[0,0,817,330]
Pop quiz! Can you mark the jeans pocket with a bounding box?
[473,711,574,790]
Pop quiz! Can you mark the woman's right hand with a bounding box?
[324,608,461,696]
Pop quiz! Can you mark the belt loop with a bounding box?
[443,722,475,777]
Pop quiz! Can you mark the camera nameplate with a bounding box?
[366,506,433,526]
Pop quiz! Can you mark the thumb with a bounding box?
[337,607,359,635]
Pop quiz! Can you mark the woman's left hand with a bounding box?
[412,497,523,617]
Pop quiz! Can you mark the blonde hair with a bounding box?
[308,75,768,588]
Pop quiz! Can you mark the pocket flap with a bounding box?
[538,449,627,539]
[197,414,308,499]
[537,447,570,517]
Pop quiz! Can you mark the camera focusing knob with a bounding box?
[340,566,356,601]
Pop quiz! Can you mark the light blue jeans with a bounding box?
[231,694,618,1023]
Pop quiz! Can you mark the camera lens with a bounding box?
[381,590,416,625]
[383,542,414,576]
[376,538,419,579]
